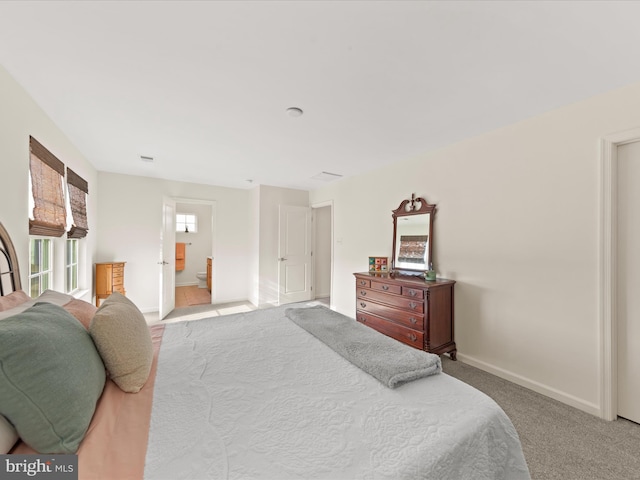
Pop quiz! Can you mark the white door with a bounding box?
[278,205,312,305]
[617,140,640,423]
[159,196,176,319]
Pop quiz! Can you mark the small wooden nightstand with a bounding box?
[95,262,126,306]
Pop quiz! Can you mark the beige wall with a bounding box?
[97,172,252,311]
[0,65,98,302]
[311,80,640,417]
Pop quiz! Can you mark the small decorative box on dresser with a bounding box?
[95,262,126,307]
[354,272,457,359]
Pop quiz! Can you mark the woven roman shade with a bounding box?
[66,168,89,239]
[29,136,67,237]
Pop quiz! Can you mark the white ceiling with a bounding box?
[1,1,640,191]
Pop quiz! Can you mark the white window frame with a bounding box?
[65,238,79,294]
[176,213,198,233]
[29,237,53,298]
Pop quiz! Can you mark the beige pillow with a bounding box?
[89,292,153,393]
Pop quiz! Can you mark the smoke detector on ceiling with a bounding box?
[286,107,303,117]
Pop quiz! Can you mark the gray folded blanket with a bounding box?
[285,305,441,388]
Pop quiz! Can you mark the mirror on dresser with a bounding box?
[391,193,435,276]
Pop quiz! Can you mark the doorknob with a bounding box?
[157,261,169,265]
[278,257,287,261]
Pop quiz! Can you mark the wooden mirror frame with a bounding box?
[391,194,435,276]
[0,222,21,295]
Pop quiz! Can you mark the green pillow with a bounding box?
[0,302,105,453]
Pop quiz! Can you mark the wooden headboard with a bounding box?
[0,222,21,295]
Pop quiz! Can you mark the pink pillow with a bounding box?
[0,291,30,312]
[62,299,98,330]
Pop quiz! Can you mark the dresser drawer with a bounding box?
[356,299,424,329]
[356,288,424,313]
[356,311,423,349]
[370,280,402,295]
[402,286,425,299]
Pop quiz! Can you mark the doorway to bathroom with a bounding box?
[172,199,215,309]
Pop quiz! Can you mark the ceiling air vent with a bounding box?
[311,171,342,182]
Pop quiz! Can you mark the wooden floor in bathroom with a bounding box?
[175,285,211,308]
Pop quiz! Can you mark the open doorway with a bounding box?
[312,201,332,308]
[161,198,216,315]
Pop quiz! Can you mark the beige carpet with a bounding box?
[442,357,640,480]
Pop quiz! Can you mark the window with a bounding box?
[29,136,67,237]
[66,167,89,238]
[66,239,79,293]
[29,238,52,298]
[26,137,90,296]
[176,213,197,233]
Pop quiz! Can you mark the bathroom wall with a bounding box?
[175,202,213,287]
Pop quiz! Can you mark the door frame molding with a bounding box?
[600,127,640,420]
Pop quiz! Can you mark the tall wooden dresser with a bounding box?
[354,272,456,359]
[95,262,126,306]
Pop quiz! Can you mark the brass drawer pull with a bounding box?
[360,290,367,296]
[359,317,366,323]
[382,285,389,291]
[409,317,417,324]
[409,333,417,342]
[408,289,416,296]
[409,302,417,310]
[360,302,367,308]
[359,280,367,286]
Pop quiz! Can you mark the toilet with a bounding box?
[196,272,207,289]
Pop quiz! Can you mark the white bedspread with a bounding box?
[144,305,530,480]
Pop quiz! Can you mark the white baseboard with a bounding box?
[456,353,601,417]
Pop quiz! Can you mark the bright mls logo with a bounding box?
[0,455,77,479]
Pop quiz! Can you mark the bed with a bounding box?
[0,222,530,480]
